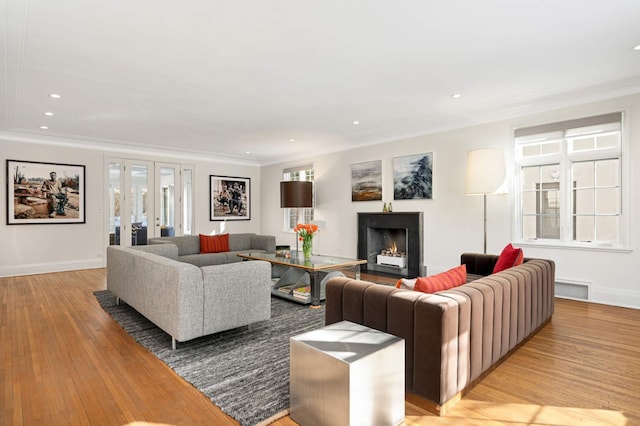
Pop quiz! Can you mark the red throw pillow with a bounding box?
[414,264,467,294]
[493,243,524,273]
[199,233,229,253]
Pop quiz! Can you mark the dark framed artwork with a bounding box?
[351,160,383,201]
[210,175,251,221]
[7,159,86,224]
[393,153,433,200]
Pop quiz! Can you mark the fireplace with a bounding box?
[357,212,424,278]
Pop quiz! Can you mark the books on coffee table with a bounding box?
[293,286,311,302]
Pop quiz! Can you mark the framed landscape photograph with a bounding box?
[351,160,383,201]
[393,153,433,200]
[210,175,251,221]
[7,159,86,225]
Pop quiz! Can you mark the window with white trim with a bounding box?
[515,112,623,247]
[283,165,314,231]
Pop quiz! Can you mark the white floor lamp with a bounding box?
[465,148,506,254]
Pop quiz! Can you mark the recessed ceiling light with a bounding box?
[49,93,61,99]
[634,44,640,51]
[289,139,295,142]
[451,93,462,99]
[40,125,49,130]
[44,112,54,116]
[353,121,360,125]
[245,150,251,154]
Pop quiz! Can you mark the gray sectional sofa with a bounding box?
[106,242,272,349]
[325,252,555,414]
[147,233,275,266]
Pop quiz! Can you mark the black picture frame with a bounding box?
[210,175,251,221]
[7,159,86,224]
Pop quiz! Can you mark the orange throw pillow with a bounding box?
[414,264,467,294]
[199,233,229,253]
[493,243,524,273]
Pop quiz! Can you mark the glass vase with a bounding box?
[302,238,313,259]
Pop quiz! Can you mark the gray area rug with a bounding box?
[94,290,325,426]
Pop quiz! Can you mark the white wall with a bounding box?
[260,93,640,309]
[0,138,262,277]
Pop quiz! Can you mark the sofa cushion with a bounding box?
[200,233,229,253]
[414,264,467,294]
[159,235,200,256]
[396,277,417,290]
[229,233,253,251]
[493,244,524,273]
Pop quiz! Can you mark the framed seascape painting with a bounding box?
[351,160,383,201]
[7,159,86,224]
[210,175,251,221]
[393,153,433,200]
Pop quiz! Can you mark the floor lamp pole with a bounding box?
[483,193,488,254]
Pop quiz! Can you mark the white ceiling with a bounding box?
[2,0,640,165]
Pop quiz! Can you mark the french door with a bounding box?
[107,159,192,246]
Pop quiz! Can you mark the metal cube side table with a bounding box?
[290,321,405,426]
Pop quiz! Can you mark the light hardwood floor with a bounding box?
[1,268,639,425]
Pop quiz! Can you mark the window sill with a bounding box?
[515,239,633,253]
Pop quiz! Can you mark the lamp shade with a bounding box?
[280,181,313,208]
[465,148,506,195]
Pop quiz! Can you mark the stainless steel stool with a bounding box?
[290,321,405,426]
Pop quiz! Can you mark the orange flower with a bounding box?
[293,223,319,241]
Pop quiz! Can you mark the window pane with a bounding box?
[522,192,537,215]
[540,164,560,185]
[596,216,619,242]
[595,188,619,214]
[522,145,540,157]
[595,159,619,187]
[540,215,560,239]
[596,133,619,149]
[522,216,537,240]
[521,167,539,190]
[572,161,594,188]
[571,136,595,151]
[520,140,560,157]
[574,188,594,215]
[574,216,594,242]
[160,167,175,229]
[540,141,561,155]
[108,162,121,245]
[183,168,193,235]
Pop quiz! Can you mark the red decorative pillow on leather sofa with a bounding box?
[493,243,524,273]
[199,233,230,253]
[412,264,467,294]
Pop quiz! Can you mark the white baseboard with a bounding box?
[589,287,640,310]
[0,258,105,278]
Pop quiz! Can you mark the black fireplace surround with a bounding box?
[357,212,424,278]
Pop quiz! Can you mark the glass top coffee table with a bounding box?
[237,252,367,307]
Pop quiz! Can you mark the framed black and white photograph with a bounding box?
[210,175,251,221]
[393,153,433,200]
[7,159,86,225]
[351,160,383,201]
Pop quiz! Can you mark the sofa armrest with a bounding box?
[133,243,179,260]
[200,260,272,334]
[251,234,276,253]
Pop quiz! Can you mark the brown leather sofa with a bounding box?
[325,253,555,414]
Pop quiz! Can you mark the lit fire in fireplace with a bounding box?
[380,242,404,258]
